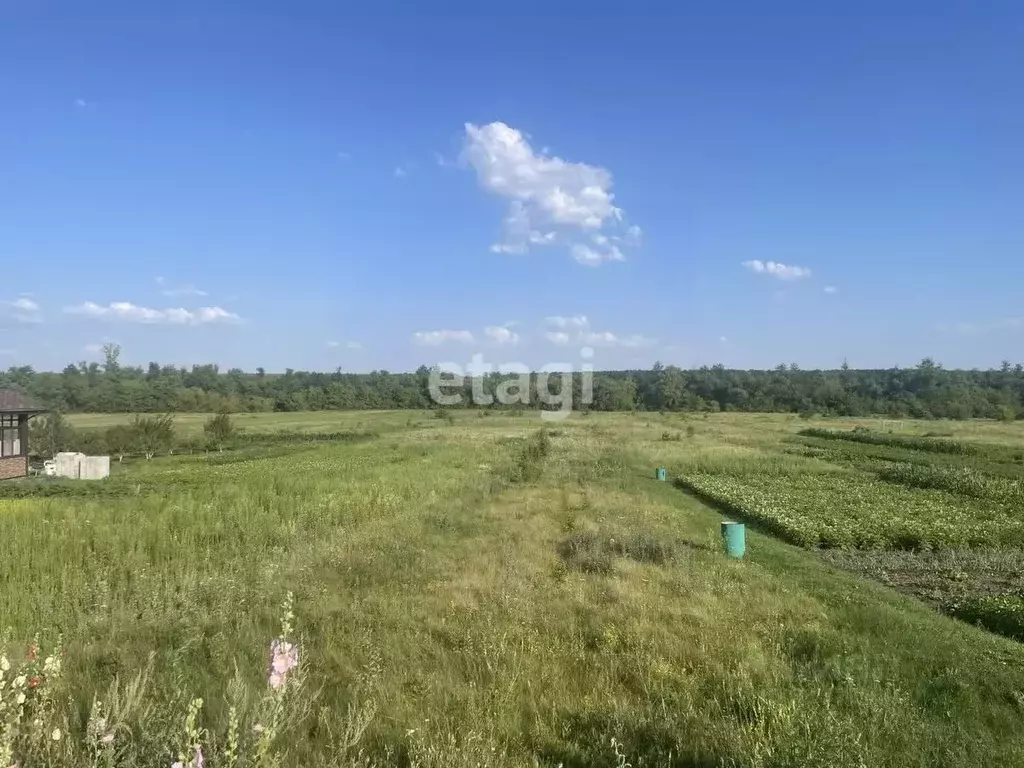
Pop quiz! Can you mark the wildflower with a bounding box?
[172,763,184,768]
[16,693,25,705]
[101,733,115,746]
[268,638,299,690]
[26,644,37,662]
[252,723,264,735]
[27,676,41,689]
[51,728,62,741]
[13,675,26,689]
[0,655,9,672]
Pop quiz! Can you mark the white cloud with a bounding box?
[572,242,624,267]
[742,260,812,280]
[545,331,571,345]
[580,331,655,348]
[156,276,207,297]
[824,286,838,294]
[461,121,639,265]
[326,341,340,348]
[545,315,589,329]
[543,316,652,347]
[484,325,520,345]
[394,165,409,178]
[412,329,475,345]
[65,301,240,325]
[346,341,362,350]
[719,336,729,343]
[490,243,525,254]
[1,296,42,324]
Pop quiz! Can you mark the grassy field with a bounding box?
[3,411,1024,766]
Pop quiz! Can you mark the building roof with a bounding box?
[0,389,46,414]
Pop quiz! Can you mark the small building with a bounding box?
[0,390,46,480]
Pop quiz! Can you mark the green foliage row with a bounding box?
[877,463,1024,506]
[792,436,1024,480]
[947,595,1024,642]
[675,466,1024,550]
[798,427,979,455]
[5,354,1024,418]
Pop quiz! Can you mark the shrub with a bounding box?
[948,595,1024,642]
[129,414,175,460]
[203,412,234,451]
[28,413,75,459]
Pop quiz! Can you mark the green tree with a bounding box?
[28,412,75,459]
[203,411,235,451]
[129,414,175,460]
[105,424,134,462]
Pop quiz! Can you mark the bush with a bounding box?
[203,412,234,451]
[948,595,1024,642]
[130,414,175,460]
[28,412,75,459]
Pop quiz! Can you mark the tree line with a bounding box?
[3,345,1023,420]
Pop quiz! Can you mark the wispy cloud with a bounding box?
[545,315,589,329]
[461,121,640,265]
[156,277,207,298]
[326,340,340,348]
[412,329,474,346]
[337,151,351,160]
[936,318,1024,336]
[65,301,241,325]
[742,260,812,280]
[1,296,42,324]
[542,315,652,347]
[824,285,838,294]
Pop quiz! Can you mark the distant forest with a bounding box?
[2,345,1023,420]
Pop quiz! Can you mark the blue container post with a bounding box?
[656,467,667,481]
[720,521,746,558]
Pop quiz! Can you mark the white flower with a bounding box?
[51,728,62,741]
[13,676,26,689]
[0,655,9,672]
[101,732,115,745]
[16,693,25,705]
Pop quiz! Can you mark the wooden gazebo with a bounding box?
[0,390,46,480]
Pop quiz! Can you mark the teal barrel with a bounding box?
[656,467,667,481]
[720,521,746,558]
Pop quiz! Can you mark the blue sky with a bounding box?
[2,0,1022,373]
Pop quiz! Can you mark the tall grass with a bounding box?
[2,415,1024,765]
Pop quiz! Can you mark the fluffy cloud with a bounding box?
[742,260,811,280]
[1,296,42,324]
[484,325,520,345]
[544,331,571,345]
[412,330,475,346]
[462,122,639,265]
[65,301,240,325]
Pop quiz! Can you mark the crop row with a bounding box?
[676,468,1024,550]
[877,463,1024,506]
[797,428,980,456]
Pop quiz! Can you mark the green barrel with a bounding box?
[720,521,746,558]
[656,467,667,481]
